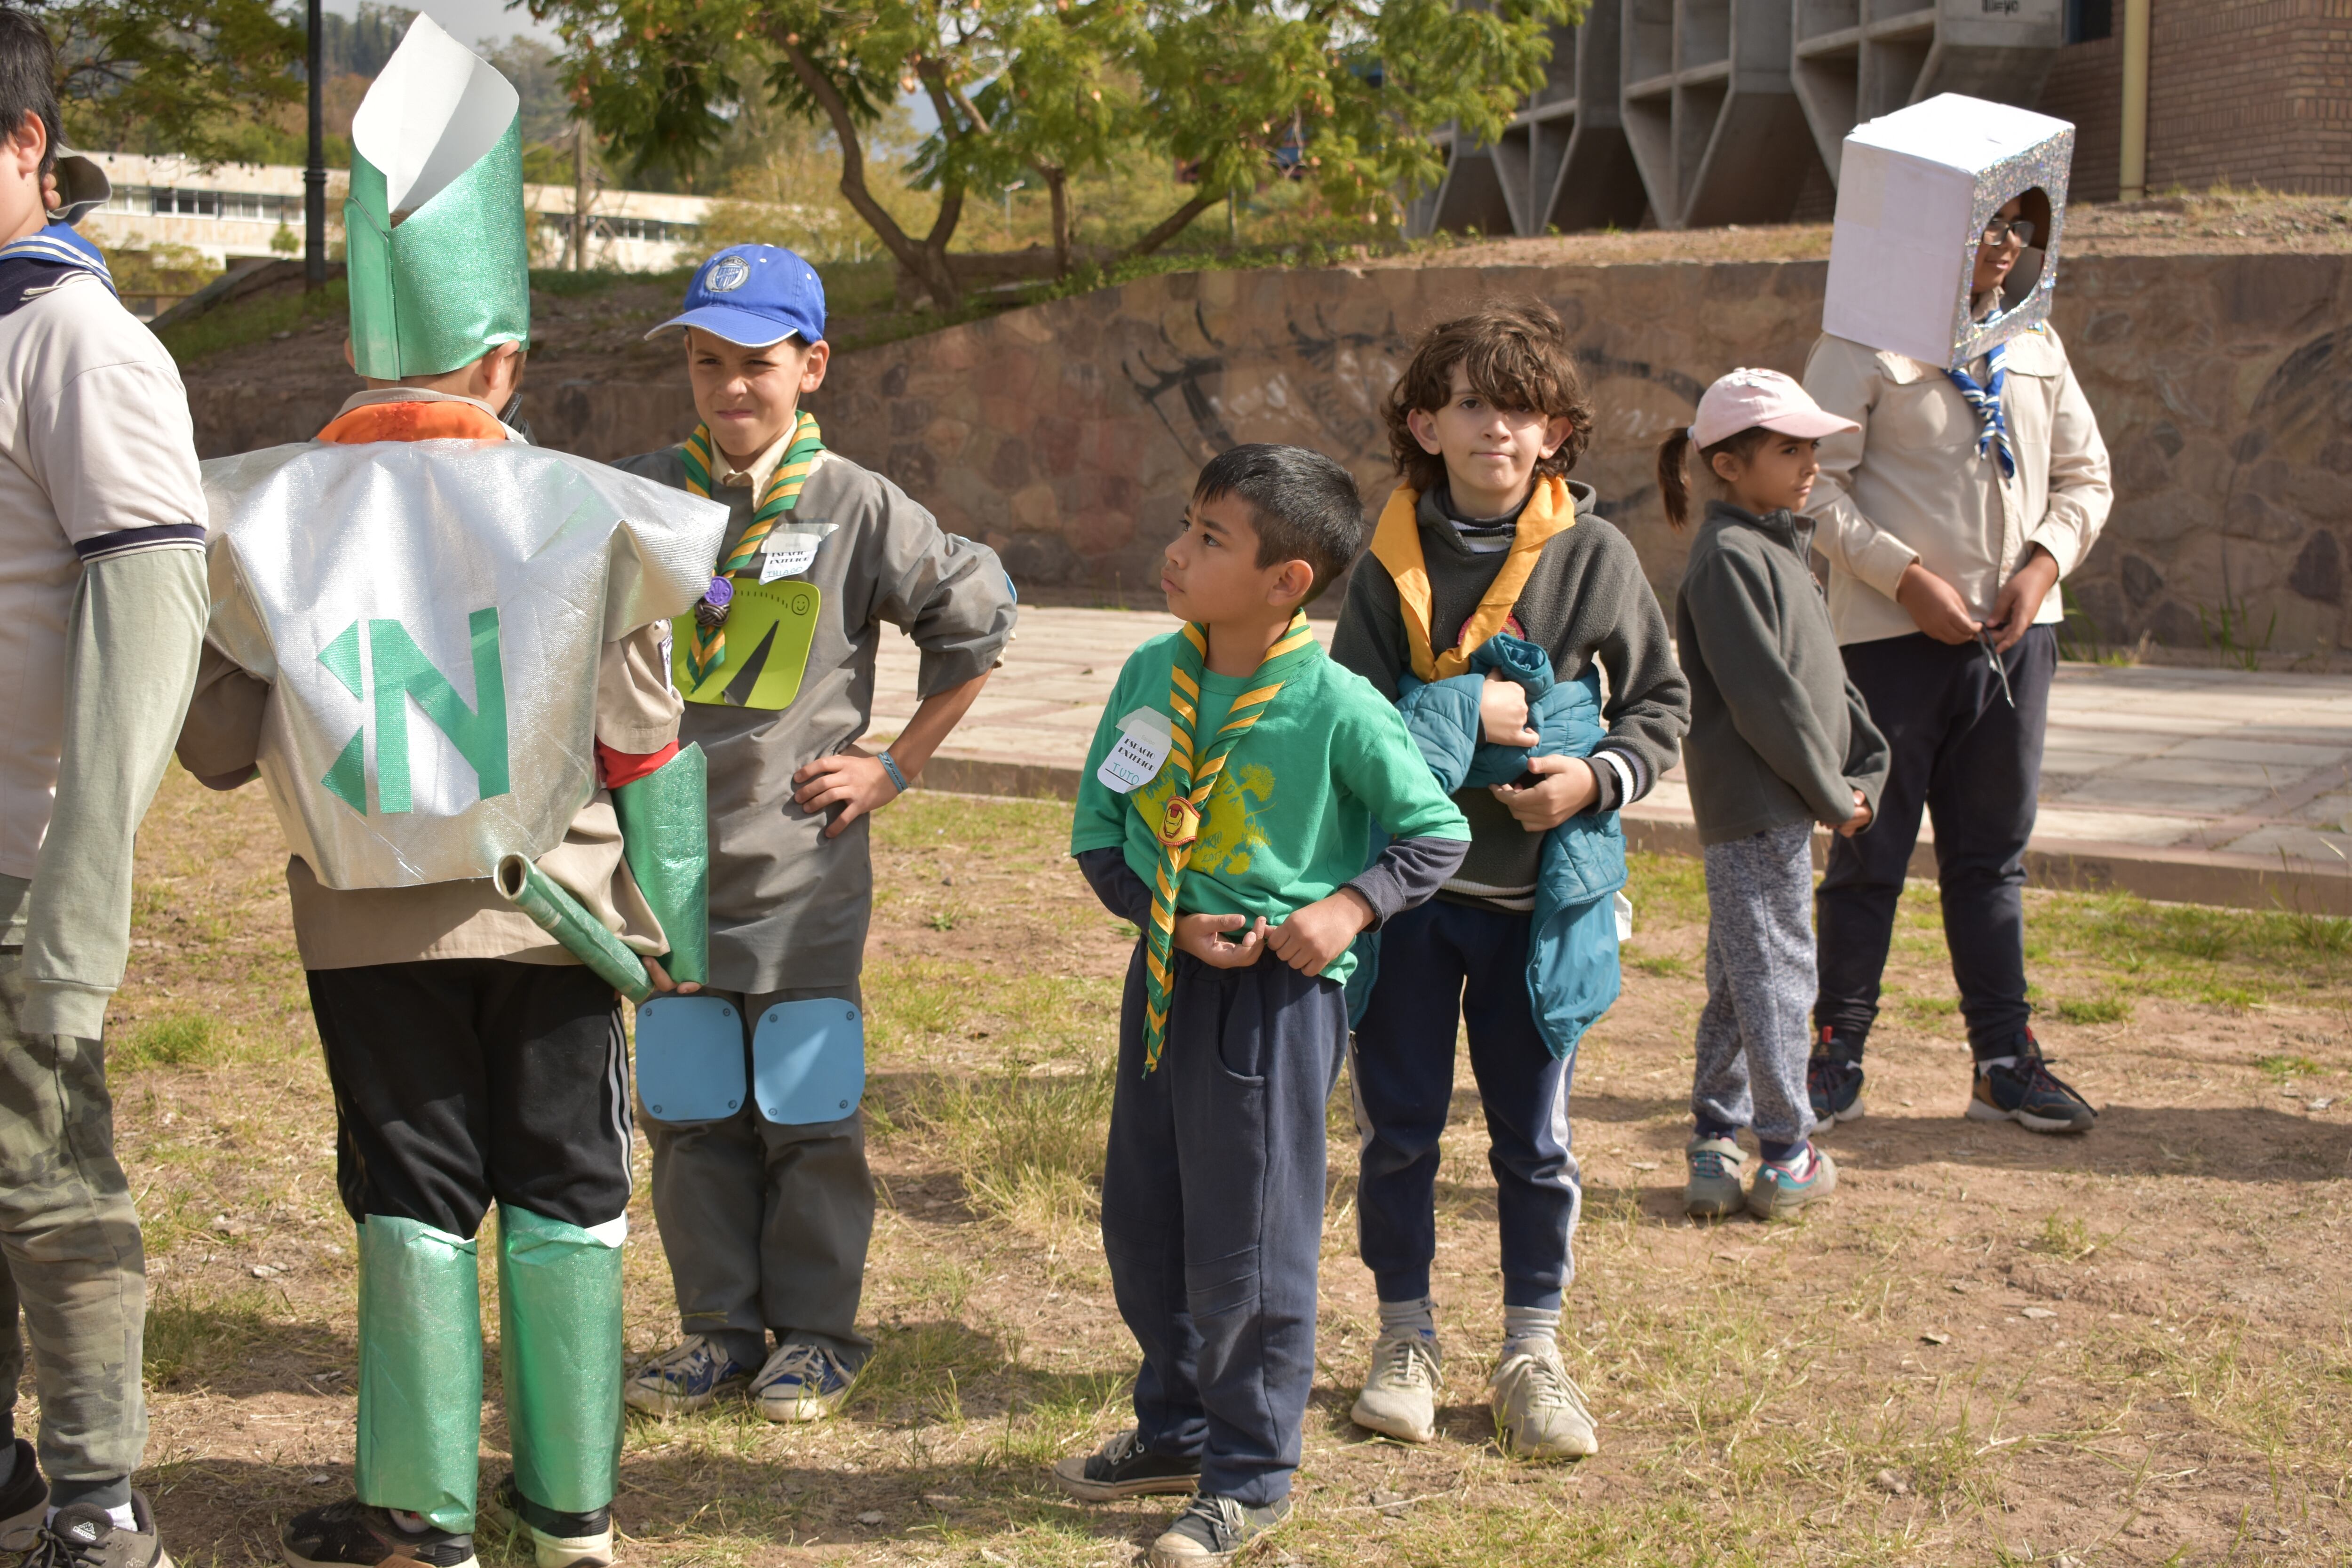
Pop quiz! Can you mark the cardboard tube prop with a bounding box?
[610,743,710,987]
[494,854,654,1004]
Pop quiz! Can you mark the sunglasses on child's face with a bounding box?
[1981,217,2036,247]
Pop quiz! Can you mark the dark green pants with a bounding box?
[0,942,146,1497]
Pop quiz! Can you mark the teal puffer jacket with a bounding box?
[1346,633,1627,1059]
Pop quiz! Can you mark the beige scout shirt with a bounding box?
[176,390,686,970]
[0,270,207,877]
[1802,324,2113,647]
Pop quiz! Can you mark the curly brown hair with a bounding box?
[1382,300,1595,497]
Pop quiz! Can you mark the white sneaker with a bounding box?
[751,1342,855,1423]
[622,1334,755,1417]
[1491,1345,1598,1460]
[1350,1329,1442,1442]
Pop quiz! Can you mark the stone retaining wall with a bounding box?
[186,253,2352,654]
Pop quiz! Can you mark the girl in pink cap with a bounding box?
[1657,370,1890,1220]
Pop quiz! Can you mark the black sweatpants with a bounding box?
[306,959,633,1235]
[1099,941,1345,1509]
[1815,626,2055,1059]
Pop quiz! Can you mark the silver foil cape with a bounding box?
[200,441,728,891]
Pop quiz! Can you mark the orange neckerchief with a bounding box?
[1368,474,1577,681]
[316,398,509,445]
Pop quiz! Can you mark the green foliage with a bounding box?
[119,1014,226,1070]
[2052,995,2130,1024]
[2256,1053,2321,1082]
[155,277,347,367]
[35,0,305,164]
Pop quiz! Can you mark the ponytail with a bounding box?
[1657,427,1694,531]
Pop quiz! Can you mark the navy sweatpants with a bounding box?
[1816,626,2054,1058]
[1100,940,1346,1508]
[1350,897,1581,1311]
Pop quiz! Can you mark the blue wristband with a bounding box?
[877,748,909,795]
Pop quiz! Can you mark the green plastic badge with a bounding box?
[673,579,823,709]
[344,16,531,380]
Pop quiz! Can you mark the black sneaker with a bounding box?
[1049,1429,1201,1503]
[1145,1495,1291,1567]
[24,1496,170,1568]
[0,1439,45,1544]
[479,1476,611,1568]
[1807,1055,1866,1128]
[1968,1035,2097,1134]
[280,1499,475,1568]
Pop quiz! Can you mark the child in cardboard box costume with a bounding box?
[1801,94,2113,1138]
[172,19,731,1568]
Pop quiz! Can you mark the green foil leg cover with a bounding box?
[496,1205,625,1515]
[355,1216,483,1533]
[610,742,710,987]
[494,854,654,1004]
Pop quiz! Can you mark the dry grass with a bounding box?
[36,772,2352,1564]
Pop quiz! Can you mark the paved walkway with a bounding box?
[874,608,2352,911]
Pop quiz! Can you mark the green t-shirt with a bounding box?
[1071,630,1469,987]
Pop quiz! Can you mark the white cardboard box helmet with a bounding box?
[1822,93,2075,370]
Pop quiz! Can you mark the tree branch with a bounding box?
[1120,189,1220,259]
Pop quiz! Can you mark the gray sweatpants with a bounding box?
[0,940,146,1504]
[642,984,873,1370]
[1693,821,1819,1152]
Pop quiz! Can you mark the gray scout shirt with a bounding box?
[614,442,1017,993]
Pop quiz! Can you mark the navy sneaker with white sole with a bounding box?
[1969,1036,2097,1134]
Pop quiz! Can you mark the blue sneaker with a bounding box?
[623,1334,755,1417]
[1969,1035,2097,1133]
[753,1342,856,1423]
[1747,1143,1836,1220]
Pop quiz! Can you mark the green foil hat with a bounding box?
[345,15,531,380]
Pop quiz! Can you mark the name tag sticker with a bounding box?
[1097,707,1173,794]
[761,533,822,582]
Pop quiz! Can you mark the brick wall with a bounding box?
[2038,0,2352,198]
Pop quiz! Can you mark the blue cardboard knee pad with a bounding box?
[634,995,746,1123]
[751,999,865,1125]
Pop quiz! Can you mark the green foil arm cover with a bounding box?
[497,1204,625,1514]
[610,743,710,987]
[356,1217,483,1532]
[494,855,654,1004]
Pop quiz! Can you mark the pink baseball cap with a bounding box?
[1689,367,1859,448]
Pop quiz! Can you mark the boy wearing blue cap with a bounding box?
[616,247,1017,1422]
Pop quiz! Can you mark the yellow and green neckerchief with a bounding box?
[679,409,824,688]
[1137,610,1319,1073]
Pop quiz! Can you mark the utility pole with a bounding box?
[304,0,325,289]
[571,120,588,271]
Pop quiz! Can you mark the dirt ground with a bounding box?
[59,772,2352,1567]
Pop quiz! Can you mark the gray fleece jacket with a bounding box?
[1330,481,1690,907]
[1674,500,1889,846]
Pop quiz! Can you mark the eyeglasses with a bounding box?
[1981,217,2036,247]
[1978,628,2016,709]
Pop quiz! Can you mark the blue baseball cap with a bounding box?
[646,245,826,347]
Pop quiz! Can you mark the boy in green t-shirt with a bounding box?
[1054,445,1469,1567]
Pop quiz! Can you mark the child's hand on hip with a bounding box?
[1176,912,1267,967]
[793,750,901,838]
[1491,753,1597,832]
[1480,672,1539,747]
[1265,889,1375,977]
[1837,788,1873,838]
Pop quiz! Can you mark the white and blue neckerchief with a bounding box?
[1946,338,2015,481]
[0,223,116,317]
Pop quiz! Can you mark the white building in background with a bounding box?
[78,152,713,272]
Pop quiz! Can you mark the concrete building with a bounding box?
[79,152,713,273]
[1414,0,2352,235]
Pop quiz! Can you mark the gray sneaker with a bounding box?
[1684,1134,1748,1218]
[1350,1329,1442,1442]
[1492,1346,1599,1460]
[1145,1495,1291,1567]
[29,1499,172,1568]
